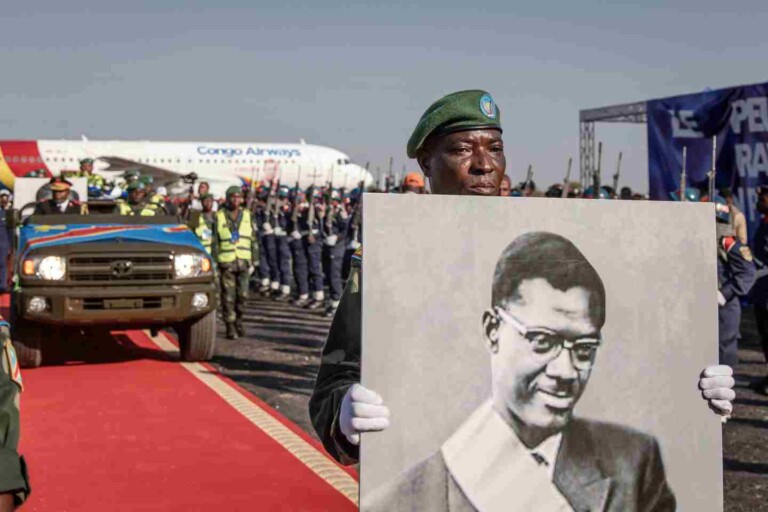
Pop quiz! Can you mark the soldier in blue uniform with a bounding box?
[342,188,362,282]
[289,188,311,306]
[715,195,756,366]
[320,188,349,317]
[305,188,326,309]
[750,186,768,393]
[272,186,293,301]
[252,188,272,294]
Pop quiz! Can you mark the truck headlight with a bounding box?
[173,253,211,279]
[22,256,67,281]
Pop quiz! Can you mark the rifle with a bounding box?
[524,164,533,195]
[612,152,623,198]
[307,184,317,244]
[561,158,572,198]
[291,166,302,226]
[246,164,259,210]
[593,142,602,193]
[708,135,717,201]
[680,146,688,202]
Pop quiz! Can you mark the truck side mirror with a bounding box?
[186,210,201,230]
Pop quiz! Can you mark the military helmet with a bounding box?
[123,169,141,181]
[139,175,154,186]
[348,187,362,203]
[713,195,730,222]
[126,181,145,192]
[545,184,563,198]
[226,185,243,198]
[583,187,611,199]
[670,187,701,202]
[330,188,342,201]
[80,158,94,165]
[278,185,290,198]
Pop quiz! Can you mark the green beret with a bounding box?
[226,186,243,198]
[407,90,502,158]
[126,181,145,192]
[80,158,94,165]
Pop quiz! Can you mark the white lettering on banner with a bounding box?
[730,97,768,135]
[734,142,768,175]
[670,110,704,138]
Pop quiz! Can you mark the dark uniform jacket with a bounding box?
[363,418,675,512]
[751,219,768,306]
[0,327,30,506]
[309,253,361,465]
[33,199,83,215]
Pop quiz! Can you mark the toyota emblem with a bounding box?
[111,260,133,277]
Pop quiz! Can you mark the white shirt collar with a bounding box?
[441,400,571,512]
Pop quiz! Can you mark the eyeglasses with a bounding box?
[494,307,601,371]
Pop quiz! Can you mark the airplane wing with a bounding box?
[97,156,183,186]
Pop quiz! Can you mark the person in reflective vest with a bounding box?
[194,193,217,259]
[116,182,157,216]
[215,186,257,340]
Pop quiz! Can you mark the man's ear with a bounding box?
[482,309,500,354]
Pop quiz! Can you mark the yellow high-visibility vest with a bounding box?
[195,215,214,255]
[117,201,156,216]
[216,209,253,263]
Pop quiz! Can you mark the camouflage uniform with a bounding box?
[0,321,30,505]
[215,187,257,339]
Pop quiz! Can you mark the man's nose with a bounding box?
[545,346,578,380]
[470,149,494,175]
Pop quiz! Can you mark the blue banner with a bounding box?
[647,81,768,239]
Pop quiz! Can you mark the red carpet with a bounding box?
[17,329,357,511]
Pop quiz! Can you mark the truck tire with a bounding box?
[177,310,216,362]
[12,319,44,369]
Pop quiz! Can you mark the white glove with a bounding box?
[325,234,338,247]
[339,383,391,446]
[291,231,302,240]
[717,291,726,306]
[699,365,735,416]
[347,240,361,250]
[274,227,286,236]
[248,265,256,276]
[262,222,273,234]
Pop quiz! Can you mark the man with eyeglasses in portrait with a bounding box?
[364,231,675,512]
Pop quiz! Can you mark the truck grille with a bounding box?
[68,254,173,283]
[78,296,175,311]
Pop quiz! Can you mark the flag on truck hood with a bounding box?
[19,224,205,259]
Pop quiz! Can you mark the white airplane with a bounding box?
[0,138,374,198]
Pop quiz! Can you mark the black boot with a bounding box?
[235,319,246,337]
[226,323,238,340]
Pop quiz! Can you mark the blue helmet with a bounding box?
[670,187,701,202]
[583,187,611,199]
[714,195,730,222]
[348,187,362,203]
[278,185,290,198]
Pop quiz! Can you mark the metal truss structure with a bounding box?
[579,101,647,189]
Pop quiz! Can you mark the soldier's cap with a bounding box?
[199,193,214,202]
[49,177,73,191]
[402,172,425,188]
[407,90,502,158]
[126,181,145,192]
[122,169,141,179]
[80,158,94,165]
[226,185,243,198]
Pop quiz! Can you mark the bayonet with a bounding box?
[561,157,572,198]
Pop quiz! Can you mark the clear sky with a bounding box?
[1,0,766,192]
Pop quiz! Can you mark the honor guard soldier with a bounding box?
[342,188,363,282]
[216,186,256,340]
[289,188,311,306]
[304,187,326,309]
[116,182,156,216]
[308,89,739,467]
[0,317,30,509]
[79,158,105,197]
[715,195,756,365]
[194,193,218,259]
[320,188,349,317]
[272,186,293,301]
[752,186,768,394]
[33,177,86,215]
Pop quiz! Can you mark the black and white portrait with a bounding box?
[360,195,722,511]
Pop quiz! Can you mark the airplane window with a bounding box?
[176,159,181,163]
[20,156,27,163]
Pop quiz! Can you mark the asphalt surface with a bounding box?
[211,294,768,511]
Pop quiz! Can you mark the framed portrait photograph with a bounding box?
[360,194,721,512]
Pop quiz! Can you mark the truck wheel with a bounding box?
[12,319,44,369]
[177,310,216,362]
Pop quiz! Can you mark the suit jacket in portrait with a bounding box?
[363,417,676,512]
[33,199,83,215]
